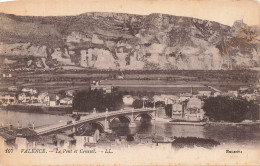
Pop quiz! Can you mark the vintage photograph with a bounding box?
[0,0,260,165]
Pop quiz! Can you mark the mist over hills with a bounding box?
[0,12,259,70]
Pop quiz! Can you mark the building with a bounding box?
[156,107,166,118]
[2,73,12,78]
[18,93,31,103]
[0,93,17,104]
[184,107,204,121]
[116,73,124,80]
[187,96,202,109]
[239,87,248,93]
[38,92,50,104]
[242,94,256,101]
[66,90,75,97]
[60,97,73,105]
[8,86,18,92]
[21,88,37,95]
[198,91,212,97]
[153,95,178,104]
[74,129,100,148]
[161,95,178,104]
[172,103,183,119]
[213,92,221,97]
[90,84,113,93]
[30,95,39,103]
[38,92,60,106]
[179,93,192,102]
[13,128,38,149]
[171,96,205,121]
[56,134,75,149]
[15,137,28,150]
[228,91,238,97]
[49,94,57,106]
[185,96,204,121]
[0,132,16,148]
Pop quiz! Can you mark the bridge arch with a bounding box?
[76,122,104,133]
[134,112,153,121]
[109,115,131,123]
[89,122,105,132]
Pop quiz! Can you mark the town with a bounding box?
[0,69,260,151]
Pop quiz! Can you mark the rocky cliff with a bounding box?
[0,12,259,70]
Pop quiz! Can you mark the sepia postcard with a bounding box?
[0,0,260,165]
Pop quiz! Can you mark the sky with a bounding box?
[0,0,259,26]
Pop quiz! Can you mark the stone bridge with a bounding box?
[35,108,157,135]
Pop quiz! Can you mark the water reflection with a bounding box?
[111,120,260,145]
[112,121,205,138]
[203,124,260,144]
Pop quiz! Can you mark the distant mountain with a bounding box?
[0,12,259,70]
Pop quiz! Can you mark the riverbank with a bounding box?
[205,120,260,126]
[154,117,172,122]
[159,117,260,126]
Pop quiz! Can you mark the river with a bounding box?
[1,110,259,145]
[0,110,72,128]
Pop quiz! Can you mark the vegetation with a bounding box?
[57,90,67,98]
[132,99,143,109]
[203,96,260,122]
[172,137,220,149]
[72,89,123,112]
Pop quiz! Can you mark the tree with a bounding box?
[58,90,66,98]
[132,99,143,109]
[155,101,165,107]
[245,101,260,120]
[72,89,124,112]
[203,96,259,122]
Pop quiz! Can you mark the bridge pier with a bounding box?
[72,125,77,133]
[129,122,137,127]
[104,116,112,133]
[129,109,137,127]
[152,109,156,120]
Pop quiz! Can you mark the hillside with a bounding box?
[0,12,259,70]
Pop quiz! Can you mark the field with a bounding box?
[0,70,259,94]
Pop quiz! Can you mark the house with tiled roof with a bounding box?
[18,92,31,103]
[21,88,37,95]
[59,97,73,105]
[38,92,49,104]
[0,93,17,104]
